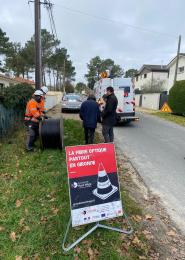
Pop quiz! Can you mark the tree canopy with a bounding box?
[0,27,76,91]
[85,56,124,89]
[124,69,138,78]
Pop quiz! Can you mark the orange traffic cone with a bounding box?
[93,162,118,200]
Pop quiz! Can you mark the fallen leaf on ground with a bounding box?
[24,226,30,232]
[19,218,25,226]
[0,226,5,232]
[132,236,140,245]
[139,256,147,260]
[15,256,22,260]
[88,248,94,259]
[82,239,92,246]
[10,232,16,241]
[40,216,48,223]
[74,247,81,254]
[33,254,40,260]
[171,247,178,253]
[145,214,154,221]
[132,215,142,222]
[16,199,22,208]
[25,208,29,215]
[52,208,59,215]
[167,230,176,237]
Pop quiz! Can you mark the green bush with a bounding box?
[1,83,34,111]
[168,80,185,115]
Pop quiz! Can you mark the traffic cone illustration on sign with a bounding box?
[93,162,118,200]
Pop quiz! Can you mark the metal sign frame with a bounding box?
[62,209,133,252]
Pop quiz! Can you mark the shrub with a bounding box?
[168,80,185,115]
[1,83,34,111]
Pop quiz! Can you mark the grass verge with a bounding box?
[151,112,185,127]
[0,119,151,259]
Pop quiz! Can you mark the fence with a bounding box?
[45,91,63,111]
[0,104,22,138]
[0,92,63,138]
[135,93,168,110]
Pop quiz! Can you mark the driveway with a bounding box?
[114,112,185,233]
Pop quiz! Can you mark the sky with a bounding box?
[1,0,185,83]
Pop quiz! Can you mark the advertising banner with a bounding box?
[66,143,123,227]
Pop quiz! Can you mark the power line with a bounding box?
[55,3,177,39]
[44,0,59,51]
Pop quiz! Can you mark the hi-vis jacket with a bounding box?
[38,96,45,113]
[24,98,43,123]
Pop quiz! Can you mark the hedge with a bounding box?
[0,83,34,111]
[168,80,185,116]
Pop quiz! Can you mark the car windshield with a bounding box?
[65,95,81,101]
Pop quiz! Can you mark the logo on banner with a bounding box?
[93,163,118,200]
[71,182,78,188]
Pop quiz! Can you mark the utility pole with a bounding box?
[34,0,42,90]
[174,35,181,84]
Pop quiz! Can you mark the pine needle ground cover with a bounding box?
[0,119,150,259]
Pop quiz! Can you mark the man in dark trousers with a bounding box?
[80,94,101,144]
[101,86,118,143]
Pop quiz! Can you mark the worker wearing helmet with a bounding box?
[40,86,49,114]
[24,90,44,151]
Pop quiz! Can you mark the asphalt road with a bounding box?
[114,112,185,233]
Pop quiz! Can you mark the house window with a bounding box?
[178,66,184,73]
[144,73,147,78]
[136,76,138,82]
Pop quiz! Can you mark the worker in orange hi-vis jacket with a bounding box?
[40,86,49,114]
[24,90,45,151]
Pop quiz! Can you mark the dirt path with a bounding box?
[47,104,185,260]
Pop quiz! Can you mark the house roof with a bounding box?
[167,53,185,68]
[14,77,35,85]
[136,64,168,76]
[0,73,17,83]
[0,74,35,85]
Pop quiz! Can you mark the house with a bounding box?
[167,53,185,90]
[0,74,18,92]
[0,74,35,92]
[134,64,169,91]
[14,77,35,88]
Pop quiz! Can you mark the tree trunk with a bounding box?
[48,67,51,89]
[52,69,56,91]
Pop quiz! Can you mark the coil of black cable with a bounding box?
[39,117,64,149]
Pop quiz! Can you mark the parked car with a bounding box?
[61,93,83,112]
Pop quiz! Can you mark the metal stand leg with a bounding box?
[62,210,133,252]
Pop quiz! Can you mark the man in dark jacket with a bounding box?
[101,86,118,143]
[80,94,101,144]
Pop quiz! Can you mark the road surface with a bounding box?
[114,112,185,234]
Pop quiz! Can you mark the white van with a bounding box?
[94,77,139,123]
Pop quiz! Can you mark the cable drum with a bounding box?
[39,117,64,149]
